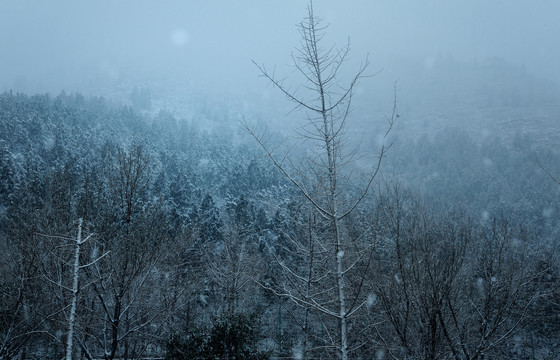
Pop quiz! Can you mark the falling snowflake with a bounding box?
[367,293,378,309]
[171,29,190,47]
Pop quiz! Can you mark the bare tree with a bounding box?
[243,2,395,358]
[268,204,333,359]
[205,219,256,316]
[372,186,539,359]
[0,226,43,359]
[37,219,108,360]
[63,219,110,360]
[77,145,171,360]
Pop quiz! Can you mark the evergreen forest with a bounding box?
[1,2,560,360]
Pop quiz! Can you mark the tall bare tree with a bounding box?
[38,218,108,360]
[372,186,539,359]
[78,145,170,360]
[244,2,395,358]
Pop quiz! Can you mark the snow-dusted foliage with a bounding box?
[0,64,559,360]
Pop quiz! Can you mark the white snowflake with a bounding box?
[367,293,378,309]
[171,29,189,47]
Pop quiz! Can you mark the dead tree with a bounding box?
[64,219,108,360]
[36,219,108,360]
[244,2,395,359]
[373,186,539,359]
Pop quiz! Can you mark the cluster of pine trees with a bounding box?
[2,3,560,358]
[0,85,558,359]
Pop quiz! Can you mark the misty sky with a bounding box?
[1,0,559,95]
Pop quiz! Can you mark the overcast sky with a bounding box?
[1,0,559,95]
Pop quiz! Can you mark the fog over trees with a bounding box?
[1,1,559,359]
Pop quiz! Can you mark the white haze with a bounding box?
[1,0,559,96]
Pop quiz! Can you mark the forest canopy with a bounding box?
[1,2,560,359]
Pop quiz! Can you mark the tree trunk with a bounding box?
[65,218,83,360]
